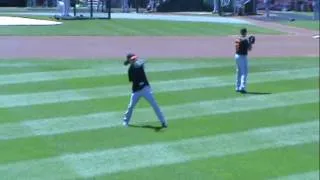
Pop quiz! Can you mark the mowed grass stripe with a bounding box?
[0,57,317,68]
[0,61,234,85]
[0,65,269,94]
[64,121,319,177]
[0,60,112,75]
[0,58,318,85]
[0,62,36,68]
[0,59,124,74]
[270,171,320,180]
[0,121,317,179]
[0,78,316,124]
[0,63,114,76]
[1,103,316,165]
[1,64,317,95]
[0,58,318,94]
[0,68,317,108]
[106,143,318,180]
[0,89,317,140]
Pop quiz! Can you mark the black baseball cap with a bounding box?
[124,53,137,65]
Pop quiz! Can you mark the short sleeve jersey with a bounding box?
[128,59,150,92]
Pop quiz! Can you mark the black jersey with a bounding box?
[235,37,251,55]
[128,59,150,92]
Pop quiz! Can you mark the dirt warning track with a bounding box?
[0,34,318,59]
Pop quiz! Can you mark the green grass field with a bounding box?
[283,20,320,31]
[0,17,282,36]
[0,57,319,180]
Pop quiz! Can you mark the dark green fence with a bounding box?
[0,0,25,7]
[157,0,212,12]
[157,0,256,14]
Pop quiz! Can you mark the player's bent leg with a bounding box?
[123,92,141,126]
[143,86,167,127]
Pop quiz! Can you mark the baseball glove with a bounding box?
[248,35,255,44]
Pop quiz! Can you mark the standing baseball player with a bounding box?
[63,0,70,16]
[147,0,156,12]
[264,0,270,18]
[234,28,254,94]
[122,0,129,13]
[212,0,219,14]
[122,53,168,128]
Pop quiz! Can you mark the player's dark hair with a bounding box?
[240,28,247,35]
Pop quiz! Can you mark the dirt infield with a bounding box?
[0,19,318,59]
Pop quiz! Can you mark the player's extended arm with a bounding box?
[134,59,145,67]
[128,69,133,82]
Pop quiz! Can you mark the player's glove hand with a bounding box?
[248,35,255,44]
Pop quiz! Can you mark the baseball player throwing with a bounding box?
[234,28,255,93]
[122,53,168,128]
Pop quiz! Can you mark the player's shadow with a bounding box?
[244,91,272,95]
[129,124,164,132]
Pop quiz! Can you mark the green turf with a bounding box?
[96,143,319,180]
[0,65,312,94]
[283,20,320,30]
[0,77,317,124]
[0,57,318,94]
[0,57,318,122]
[0,102,317,163]
[0,57,318,179]
[0,17,282,36]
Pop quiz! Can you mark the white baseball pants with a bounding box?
[123,86,167,125]
[235,54,248,91]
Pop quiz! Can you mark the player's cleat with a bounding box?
[122,121,129,127]
[161,123,168,128]
[239,89,247,94]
